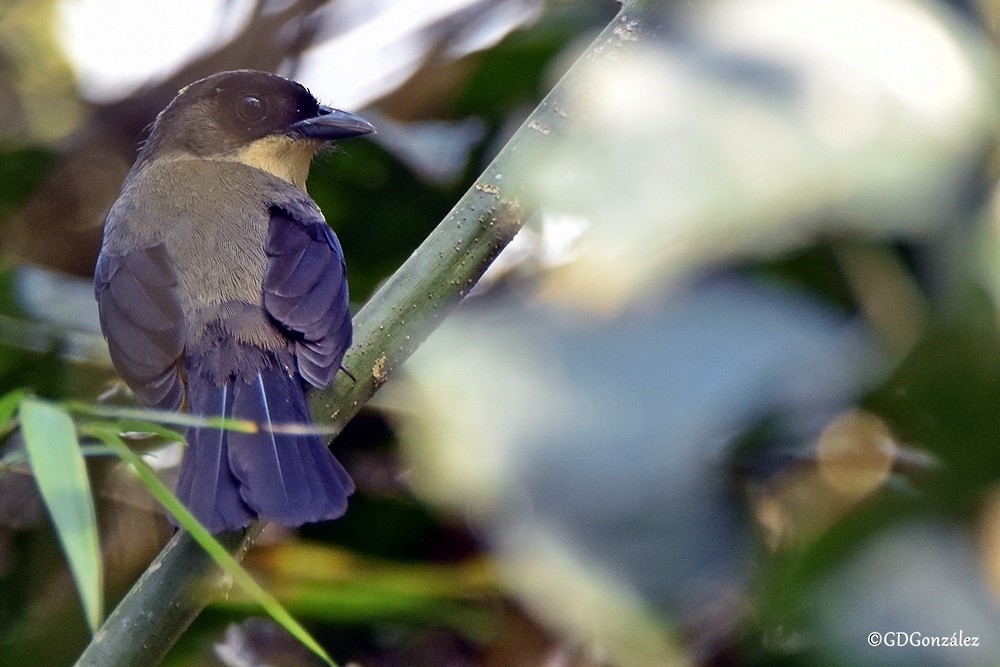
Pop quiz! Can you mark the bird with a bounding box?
[94,70,374,533]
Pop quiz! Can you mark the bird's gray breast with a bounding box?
[109,158,292,350]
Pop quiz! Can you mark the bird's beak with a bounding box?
[288,105,375,141]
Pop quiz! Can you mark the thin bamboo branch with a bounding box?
[75,3,656,664]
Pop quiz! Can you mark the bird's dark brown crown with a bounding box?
[139,70,322,160]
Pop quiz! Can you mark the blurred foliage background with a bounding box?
[3,0,1000,665]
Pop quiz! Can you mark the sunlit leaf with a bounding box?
[19,398,103,634]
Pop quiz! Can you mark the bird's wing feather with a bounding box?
[94,243,187,409]
[263,204,351,388]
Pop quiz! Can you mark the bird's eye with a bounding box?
[236,94,267,123]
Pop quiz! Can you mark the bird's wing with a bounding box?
[263,204,352,388]
[94,243,187,409]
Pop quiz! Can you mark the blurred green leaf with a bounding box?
[18,397,103,634]
[868,310,1000,511]
[0,146,58,219]
[214,579,493,637]
[218,542,498,635]
[0,388,26,432]
[86,426,336,667]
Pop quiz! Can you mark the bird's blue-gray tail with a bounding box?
[175,364,354,533]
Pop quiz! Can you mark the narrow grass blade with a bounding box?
[86,425,335,667]
[63,400,257,433]
[19,398,104,633]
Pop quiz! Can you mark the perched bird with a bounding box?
[94,70,374,532]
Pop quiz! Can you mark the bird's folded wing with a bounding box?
[94,243,187,409]
[263,204,352,389]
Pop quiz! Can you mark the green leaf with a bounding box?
[0,388,26,426]
[18,397,104,634]
[0,388,29,470]
[63,400,259,434]
[87,426,336,667]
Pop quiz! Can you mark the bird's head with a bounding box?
[138,70,374,189]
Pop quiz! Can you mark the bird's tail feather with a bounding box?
[175,365,354,533]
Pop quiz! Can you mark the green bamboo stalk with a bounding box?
[313,2,664,425]
[75,3,656,665]
[75,530,251,667]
